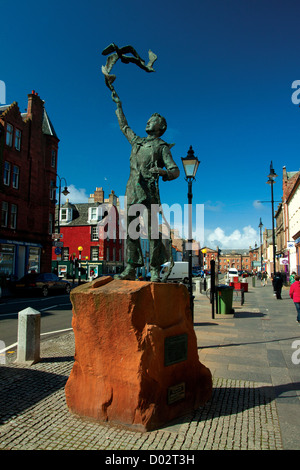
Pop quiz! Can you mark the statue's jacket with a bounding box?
[116,106,179,207]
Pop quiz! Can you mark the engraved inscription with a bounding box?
[168,382,186,405]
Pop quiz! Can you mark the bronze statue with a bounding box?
[102,45,179,282]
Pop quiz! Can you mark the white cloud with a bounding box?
[204,200,225,212]
[61,184,89,204]
[206,225,258,249]
[253,200,263,209]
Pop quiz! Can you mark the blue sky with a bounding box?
[2,0,300,249]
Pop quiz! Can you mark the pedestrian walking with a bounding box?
[272,272,283,299]
[289,275,300,323]
[290,271,297,285]
[261,271,268,287]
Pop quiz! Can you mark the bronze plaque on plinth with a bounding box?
[167,382,186,405]
[164,334,188,366]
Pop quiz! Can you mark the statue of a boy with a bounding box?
[111,90,179,281]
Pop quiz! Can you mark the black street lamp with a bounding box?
[266,161,277,276]
[258,218,263,273]
[181,146,200,321]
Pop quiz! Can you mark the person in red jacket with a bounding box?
[289,275,300,323]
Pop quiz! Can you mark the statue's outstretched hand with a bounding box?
[150,167,167,178]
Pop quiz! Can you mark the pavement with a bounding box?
[1,280,300,452]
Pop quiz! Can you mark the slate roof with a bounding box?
[0,103,58,139]
[55,202,103,227]
[42,108,58,138]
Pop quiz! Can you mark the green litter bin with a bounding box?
[218,285,234,314]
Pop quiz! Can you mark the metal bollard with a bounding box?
[16,307,41,365]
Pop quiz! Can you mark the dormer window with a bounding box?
[60,207,73,223]
[88,206,98,223]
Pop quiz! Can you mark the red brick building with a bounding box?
[0,91,59,280]
[201,247,256,274]
[52,188,125,279]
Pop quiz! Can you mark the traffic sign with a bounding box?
[53,241,64,247]
[52,233,63,240]
[55,247,62,255]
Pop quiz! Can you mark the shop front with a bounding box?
[0,239,42,282]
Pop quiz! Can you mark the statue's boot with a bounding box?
[114,265,136,280]
[150,267,161,282]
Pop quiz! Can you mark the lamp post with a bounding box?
[258,218,263,273]
[181,146,200,321]
[78,246,83,284]
[55,175,69,235]
[266,161,277,276]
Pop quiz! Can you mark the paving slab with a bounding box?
[0,282,299,450]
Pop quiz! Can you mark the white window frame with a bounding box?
[90,246,99,261]
[60,207,72,223]
[91,225,99,241]
[88,206,98,223]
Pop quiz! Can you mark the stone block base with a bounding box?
[65,277,212,431]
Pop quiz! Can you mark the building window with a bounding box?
[1,201,8,227]
[50,181,56,200]
[90,246,99,261]
[60,208,72,223]
[14,129,21,150]
[51,149,56,168]
[10,204,17,229]
[91,225,99,241]
[106,247,110,261]
[28,247,40,273]
[12,165,19,189]
[88,206,98,222]
[6,124,13,146]
[3,161,11,185]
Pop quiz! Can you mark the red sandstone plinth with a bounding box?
[65,277,212,431]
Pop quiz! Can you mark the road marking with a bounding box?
[0,328,73,354]
[0,303,71,317]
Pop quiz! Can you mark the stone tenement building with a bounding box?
[0,91,59,279]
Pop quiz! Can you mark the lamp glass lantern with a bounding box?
[266,161,278,184]
[62,186,70,196]
[181,146,200,180]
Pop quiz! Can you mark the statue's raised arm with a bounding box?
[111,90,136,144]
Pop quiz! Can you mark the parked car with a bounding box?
[13,273,71,297]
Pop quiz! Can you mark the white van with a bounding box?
[226,268,239,282]
[160,262,189,283]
